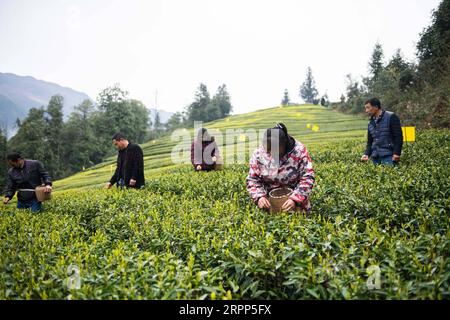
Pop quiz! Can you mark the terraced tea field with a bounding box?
[1,105,448,299]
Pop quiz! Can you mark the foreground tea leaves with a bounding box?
[0,130,448,299]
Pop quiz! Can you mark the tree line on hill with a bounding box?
[336,0,449,129]
[163,83,233,132]
[281,67,330,108]
[283,0,449,129]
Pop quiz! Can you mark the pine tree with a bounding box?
[186,83,211,125]
[300,67,319,104]
[369,42,385,82]
[62,99,97,172]
[417,0,450,84]
[212,84,232,118]
[166,112,184,131]
[7,107,47,162]
[45,95,65,178]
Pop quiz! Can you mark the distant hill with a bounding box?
[0,72,92,137]
[148,108,174,124]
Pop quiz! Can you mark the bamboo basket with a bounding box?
[35,186,52,202]
[269,187,293,213]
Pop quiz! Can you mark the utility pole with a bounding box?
[154,89,158,127]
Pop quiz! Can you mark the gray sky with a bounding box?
[0,0,441,114]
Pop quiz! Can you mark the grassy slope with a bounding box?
[55,105,368,191]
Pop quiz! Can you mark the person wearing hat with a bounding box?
[246,123,315,213]
[361,98,403,166]
[105,133,145,189]
[2,152,52,212]
[191,128,221,172]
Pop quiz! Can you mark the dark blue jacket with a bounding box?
[365,110,403,158]
[4,159,52,202]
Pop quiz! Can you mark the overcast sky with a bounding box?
[0,0,441,114]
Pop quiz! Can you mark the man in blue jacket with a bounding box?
[360,98,403,166]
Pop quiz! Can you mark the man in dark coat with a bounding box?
[106,133,145,189]
[3,152,52,212]
[361,98,403,166]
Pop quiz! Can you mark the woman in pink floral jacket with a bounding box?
[246,123,315,213]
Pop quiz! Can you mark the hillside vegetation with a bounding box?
[1,105,448,299]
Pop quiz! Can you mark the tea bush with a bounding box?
[0,130,448,299]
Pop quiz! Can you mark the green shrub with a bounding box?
[0,130,448,299]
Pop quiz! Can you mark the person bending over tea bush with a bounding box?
[191,128,222,172]
[246,123,315,213]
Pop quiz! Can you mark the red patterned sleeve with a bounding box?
[289,147,315,204]
[246,150,268,203]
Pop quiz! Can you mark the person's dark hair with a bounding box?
[112,133,127,141]
[274,123,288,135]
[263,123,289,154]
[365,98,381,109]
[7,152,23,162]
[197,128,214,142]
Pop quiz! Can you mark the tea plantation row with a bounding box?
[0,130,448,299]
